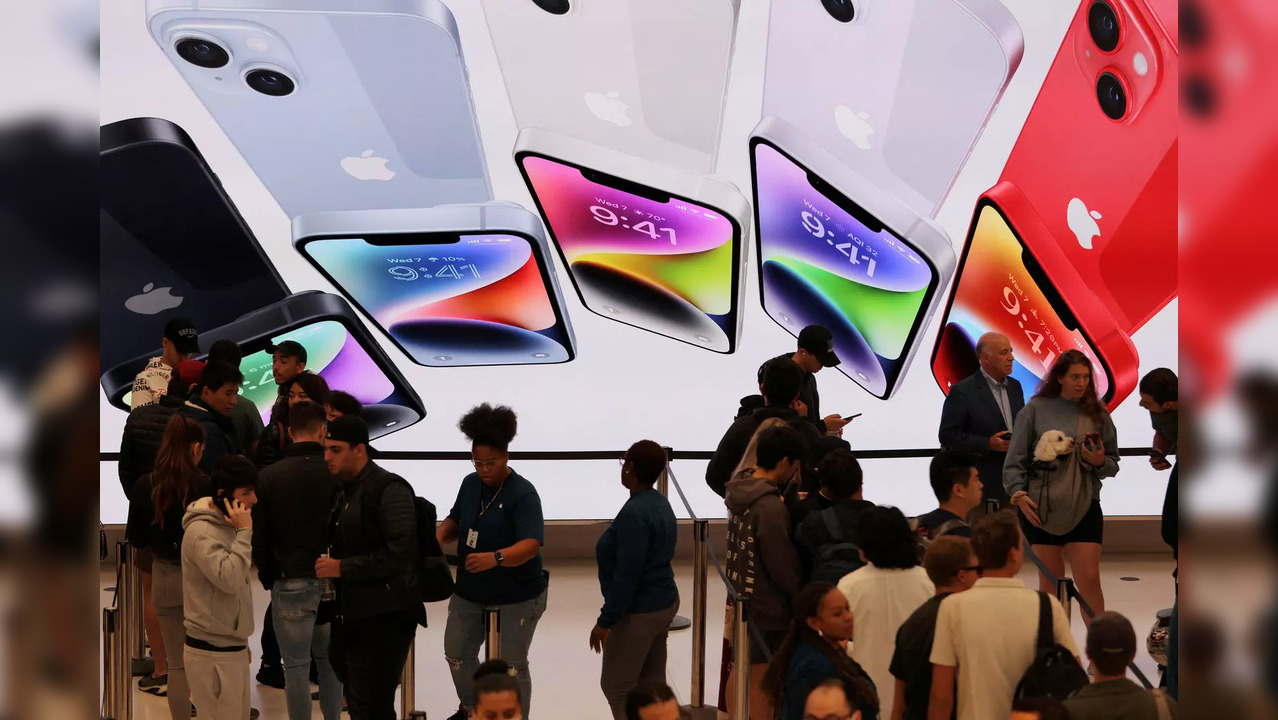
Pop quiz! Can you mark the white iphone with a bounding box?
[761,0,1023,218]
[514,128,750,354]
[480,0,739,175]
[146,0,492,217]
[750,115,956,399]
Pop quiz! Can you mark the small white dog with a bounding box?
[1033,430,1074,462]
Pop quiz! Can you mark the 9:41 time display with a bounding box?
[590,205,678,245]
[1000,286,1057,371]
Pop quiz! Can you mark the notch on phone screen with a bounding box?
[930,201,1114,401]
[751,139,941,398]
[517,153,742,353]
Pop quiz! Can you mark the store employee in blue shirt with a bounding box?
[437,404,547,720]
[590,440,680,720]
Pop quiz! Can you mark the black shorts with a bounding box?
[1020,500,1104,546]
[749,628,787,664]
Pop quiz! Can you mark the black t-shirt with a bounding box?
[449,470,547,605]
[890,592,953,720]
[914,508,972,538]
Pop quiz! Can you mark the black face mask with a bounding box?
[1151,408,1178,450]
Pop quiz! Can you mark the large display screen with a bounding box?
[932,202,1113,400]
[300,234,573,366]
[519,154,741,353]
[753,140,940,398]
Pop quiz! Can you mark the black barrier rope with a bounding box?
[1021,540,1157,689]
[99,447,1161,462]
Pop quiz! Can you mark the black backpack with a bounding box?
[907,515,969,561]
[364,475,455,604]
[810,507,865,583]
[1015,592,1089,702]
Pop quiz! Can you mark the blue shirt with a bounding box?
[783,639,840,720]
[595,488,678,628]
[448,470,546,605]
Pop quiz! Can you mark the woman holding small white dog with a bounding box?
[1004,349,1118,626]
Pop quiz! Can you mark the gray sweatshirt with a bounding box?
[725,472,802,632]
[181,497,256,647]
[1004,396,1119,535]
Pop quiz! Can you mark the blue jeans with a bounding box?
[271,579,343,720]
[444,589,548,718]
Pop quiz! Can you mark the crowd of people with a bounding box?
[115,317,1178,720]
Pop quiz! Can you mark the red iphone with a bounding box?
[930,182,1139,410]
[997,0,1177,335]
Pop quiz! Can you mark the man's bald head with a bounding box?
[976,332,1015,381]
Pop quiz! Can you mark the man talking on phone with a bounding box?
[938,332,1024,519]
[773,325,850,436]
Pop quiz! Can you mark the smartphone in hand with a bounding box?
[842,413,863,421]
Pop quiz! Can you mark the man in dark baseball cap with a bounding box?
[1063,611,1177,719]
[268,340,308,387]
[130,316,199,410]
[764,325,851,436]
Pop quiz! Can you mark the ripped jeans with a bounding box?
[443,589,547,718]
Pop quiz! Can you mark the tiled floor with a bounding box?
[103,555,1177,719]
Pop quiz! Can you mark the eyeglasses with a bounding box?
[803,714,857,720]
[472,457,502,470]
[618,455,629,466]
[958,564,983,577]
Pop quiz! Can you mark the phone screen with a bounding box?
[518,154,741,352]
[752,139,940,398]
[931,201,1113,400]
[301,233,573,366]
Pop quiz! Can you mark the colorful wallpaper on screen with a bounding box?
[240,320,395,423]
[521,155,737,352]
[305,235,572,365]
[754,142,938,397]
[933,204,1112,399]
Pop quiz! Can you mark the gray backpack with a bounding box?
[908,515,968,561]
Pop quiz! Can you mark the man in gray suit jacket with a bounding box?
[937,332,1024,515]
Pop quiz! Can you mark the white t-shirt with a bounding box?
[838,564,935,720]
[930,577,1079,720]
[130,356,173,410]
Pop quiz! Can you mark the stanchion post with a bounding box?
[103,607,119,720]
[110,602,133,720]
[1056,577,1076,627]
[985,498,1001,515]
[117,541,148,677]
[731,596,751,720]
[400,635,418,720]
[485,607,502,660]
[658,451,692,631]
[690,519,709,708]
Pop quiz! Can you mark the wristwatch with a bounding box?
[494,550,505,566]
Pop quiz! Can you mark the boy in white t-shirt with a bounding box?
[928,511,1079,720]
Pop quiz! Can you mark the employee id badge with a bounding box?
[466,529,479,549]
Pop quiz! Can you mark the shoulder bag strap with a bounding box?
[1035,591,1053,651]
[821,506,841,540]
[1151,689,1171,720]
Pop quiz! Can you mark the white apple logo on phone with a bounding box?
[835,106,875,150]
[126,282,183,314]
[584,90,633,127]
[1067,198,1103,250]
[341,150,396,181]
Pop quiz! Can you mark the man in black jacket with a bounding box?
[937,332,1024,516]
[182,361,245,473]
[706,357,821,497]
[317,415,422,720]
[118,366,201,497]
[770,325,852,437]
[253,400,343,720]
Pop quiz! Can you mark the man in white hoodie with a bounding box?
[182,455,258,720]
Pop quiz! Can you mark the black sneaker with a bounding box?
[255,663,286,689]
[138,673,167,696]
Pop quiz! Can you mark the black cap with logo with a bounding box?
[164,316,199,354]
[798,325,840,367]
[268,339,308,363]
[326,414,369,448]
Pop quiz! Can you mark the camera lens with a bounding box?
[1088,1,1121,52]
[1096,72,1127,119]
[245,68,295,97]
[821,0,856,23]
[530,0,570,13]
[175,37,229,68]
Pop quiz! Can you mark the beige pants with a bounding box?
[185,646,251,720]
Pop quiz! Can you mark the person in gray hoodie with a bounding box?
[725,423,806,720]
[181,455,258,720]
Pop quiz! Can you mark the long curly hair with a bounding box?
[762,583,880,715]
[458,403,518,451]
[1035,349,1106,422]
[151,415,207,528]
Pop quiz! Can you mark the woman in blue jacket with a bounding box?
[764,582,880,720]
[590,440,679,720]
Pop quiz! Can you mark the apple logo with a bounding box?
[341,149,396,181]
[834,105,875,150]
[1066,197,1104,250]
[584,90,633,127]
[126,282,183,315]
